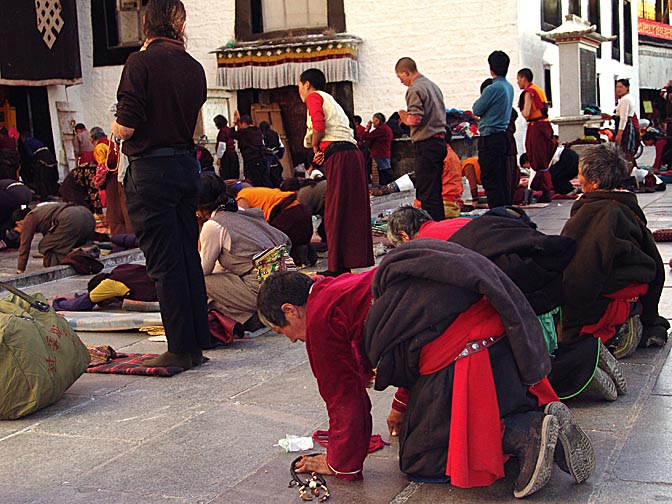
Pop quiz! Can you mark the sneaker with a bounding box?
[598,342,627,395]
[609,315,642,359]
[544,402,595,484]
[587,367,617,401]
[503,412,559,499]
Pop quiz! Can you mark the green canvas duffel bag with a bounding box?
[0,282,90,419]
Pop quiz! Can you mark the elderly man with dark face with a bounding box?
[553,144,669,400]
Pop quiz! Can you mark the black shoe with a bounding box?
[544,402,595,484]
[536,191,552,203]
[586,367,617,401]
[608,315,642,359]
[307,244,318,266]
[292,244,311,267]
[243,313,264,332]
[190,349,204,367]
[598,342,627,395]
[503,411,559,499]
[640,319,670,348]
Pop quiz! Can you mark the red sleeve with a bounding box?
[361,127,385,142]
[654,140,666,170]
[391,388,409,414]
[306,93,326,133]
[305,298,372,480]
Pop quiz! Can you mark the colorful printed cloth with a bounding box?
[85,353,207,377]
[252,245,296,283]
[87,345,118,366]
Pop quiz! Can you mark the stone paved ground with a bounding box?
[1,147,672,503]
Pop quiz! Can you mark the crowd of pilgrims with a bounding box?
[254,143,668,500]
[197,85,666,497]
[0,79,668,503]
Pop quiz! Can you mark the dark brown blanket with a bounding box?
[560,190,666,344]
[364,239,550,389]
[449,207,576,315]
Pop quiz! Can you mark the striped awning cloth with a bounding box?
[214,34,362,90]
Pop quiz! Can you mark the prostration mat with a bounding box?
[86,353,208,377]
[59,310,163,331]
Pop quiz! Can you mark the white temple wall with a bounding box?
[346,0,520,120]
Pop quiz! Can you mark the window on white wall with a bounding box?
[236,0,343,41]
[544,68,554,108]
[262,0,328,32]
[624,0,633,65]
[542,0,562,30]
[569,0,582,15]
[612,0,621,61]
[588,0,601,31]
[92,0,148,67]
[588,0,601,56]
[116,0,146,46]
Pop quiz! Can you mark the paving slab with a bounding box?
[0,431,134,489]
[591,479,672,504]
[614,394,672,484]
[26,486,189,504]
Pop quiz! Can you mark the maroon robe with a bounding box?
[525,121,555,191]
[305,268,377,480]
[323,149,374,271]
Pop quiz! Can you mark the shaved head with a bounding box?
[395,57,418,74]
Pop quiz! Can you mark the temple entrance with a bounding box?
[237,82,354,172]
[0,85,54,152]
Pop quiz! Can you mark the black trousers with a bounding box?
[478,132,514,208]
[550,150,579,195]
[124,153,210,353]
[414,137,446,221]
[400,338,539,478]
[378,168,395,185]
[219,151,240,180]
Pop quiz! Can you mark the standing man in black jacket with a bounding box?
[112,0,209,370]
[231,113,272,188]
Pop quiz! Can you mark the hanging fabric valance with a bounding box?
[215,34,362,90]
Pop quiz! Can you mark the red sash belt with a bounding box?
[414,297,559,488]
[580,282,648,343]
[418,297,505,488]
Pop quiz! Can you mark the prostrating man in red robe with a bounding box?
[257,269,377,480]
[258,240,594,499]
